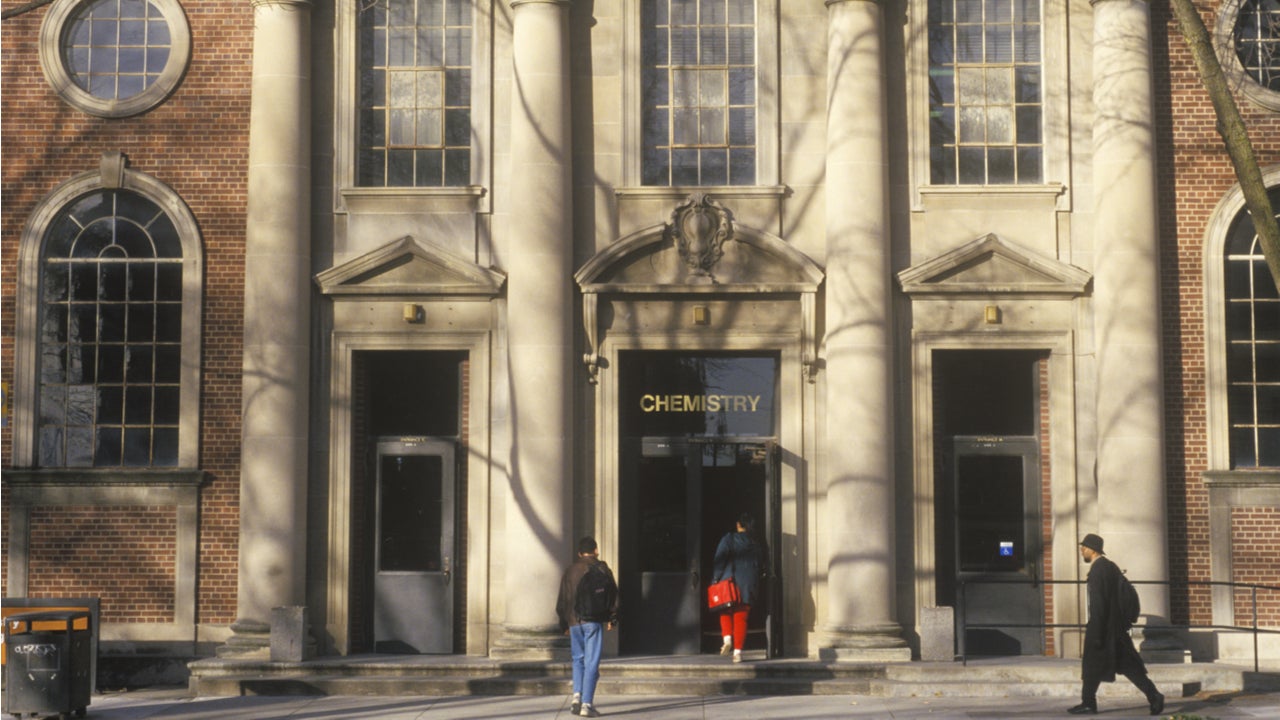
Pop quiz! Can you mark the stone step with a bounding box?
[196,674,874,698]
[187,656,1260,699]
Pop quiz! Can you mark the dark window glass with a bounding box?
[64,0,172,101]
[37,189,183,468]
[1233,0,1280,92]
[379,454,444,571]
[1223,185,1280,467]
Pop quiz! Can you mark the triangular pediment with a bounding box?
[315,235,505,297]
[575,198,822,294]
[896,234,1090,297]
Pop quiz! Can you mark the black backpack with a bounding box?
[575,563,617,623]
[1119,571,1141,627]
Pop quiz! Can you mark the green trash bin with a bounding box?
[2,611,91,719]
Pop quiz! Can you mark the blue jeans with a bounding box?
[569,621,604,704]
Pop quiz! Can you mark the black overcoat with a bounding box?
[1082,555,1147,683]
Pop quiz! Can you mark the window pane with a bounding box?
[642,0,756,186]
[931,0,1043,185]
[1233,0,1280,91]
[65,0,173,101]
[358,0,472,187]
[38,189,187,468]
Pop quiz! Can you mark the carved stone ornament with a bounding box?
[668,194,734,280]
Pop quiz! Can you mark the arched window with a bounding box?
[13,156,202,469]
[1223,185,1280,468]
[1206,170,1280,470]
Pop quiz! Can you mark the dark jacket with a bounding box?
[1082,555,1147,682]
[712,531,763,607]
[556,555,619,631]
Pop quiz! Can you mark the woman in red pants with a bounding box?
[711,512,762,662]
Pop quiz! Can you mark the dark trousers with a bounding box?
[1080,667,1159,706]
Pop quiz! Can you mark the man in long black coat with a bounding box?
[1069,533,1165,715]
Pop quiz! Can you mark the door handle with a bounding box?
[443,556,451,585]
[691,570,699,590]
[1029,561,1038,590]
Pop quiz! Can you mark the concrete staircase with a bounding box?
[187,654,1273,700]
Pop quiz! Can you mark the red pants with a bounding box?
[718,605,751,649]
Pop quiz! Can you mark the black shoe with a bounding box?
[570,698,581,715]
[1067,703,1097,715]
[578,704,601,717]
[1149,690,1165,715]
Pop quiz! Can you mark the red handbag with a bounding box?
[706,578,741,612]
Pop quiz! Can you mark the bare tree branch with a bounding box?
[1,0,56,21]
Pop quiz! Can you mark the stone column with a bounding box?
[1090,0,1172,641]
[228,0,312,657]
[496,0,574,658]
[820,0,909,660]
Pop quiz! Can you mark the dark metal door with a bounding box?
[954,436,1043,656]
[374,438,455,654]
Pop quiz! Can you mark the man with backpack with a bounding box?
[556,536,619,717]
[1069,533,1164,716]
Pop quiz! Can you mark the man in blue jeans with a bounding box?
[556,536,619,717]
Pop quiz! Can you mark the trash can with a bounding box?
[2,611,91,719]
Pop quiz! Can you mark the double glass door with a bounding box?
[619,437,778,655]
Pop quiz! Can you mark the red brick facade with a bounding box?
[0,0,251,625]
[27,507,177,623]
[1153,3,1280,629]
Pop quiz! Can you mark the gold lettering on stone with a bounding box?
[640,394,763,413]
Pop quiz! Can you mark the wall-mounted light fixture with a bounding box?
[984,305,1002,324]
[403,303,424,324]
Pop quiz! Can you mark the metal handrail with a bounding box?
[956,578,1280,671]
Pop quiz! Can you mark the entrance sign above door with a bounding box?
[622,353,777,438]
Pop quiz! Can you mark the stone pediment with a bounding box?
[575,195,823,294]
[315,235,505,297]
[896,234,1090,297]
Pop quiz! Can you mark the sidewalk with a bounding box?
[57,686,1280,719]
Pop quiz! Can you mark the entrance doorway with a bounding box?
[933,350,1047,656]
[351,350,466,654]
[616,352,781,656]
[619,438,779,656]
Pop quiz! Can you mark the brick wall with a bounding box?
[27,507,177,623]
[1153,2,1280,627]
[1230,507,1280,628]
[0,1,252,624]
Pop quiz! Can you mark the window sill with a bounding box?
[615,185,789,201]
[339,186,487,215]
[4,469,206,489]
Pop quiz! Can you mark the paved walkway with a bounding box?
[41,686,1280,719]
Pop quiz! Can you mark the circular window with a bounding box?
[39,0,191,118]
[1216,0,1280,111]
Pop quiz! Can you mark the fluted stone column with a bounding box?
[228,0,312,657]
[1090,0,1173,645]
[496,0,574,658]
[820,0,909,660]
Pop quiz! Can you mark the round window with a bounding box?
[1217,0,1280,111]
[39,0,191,118]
